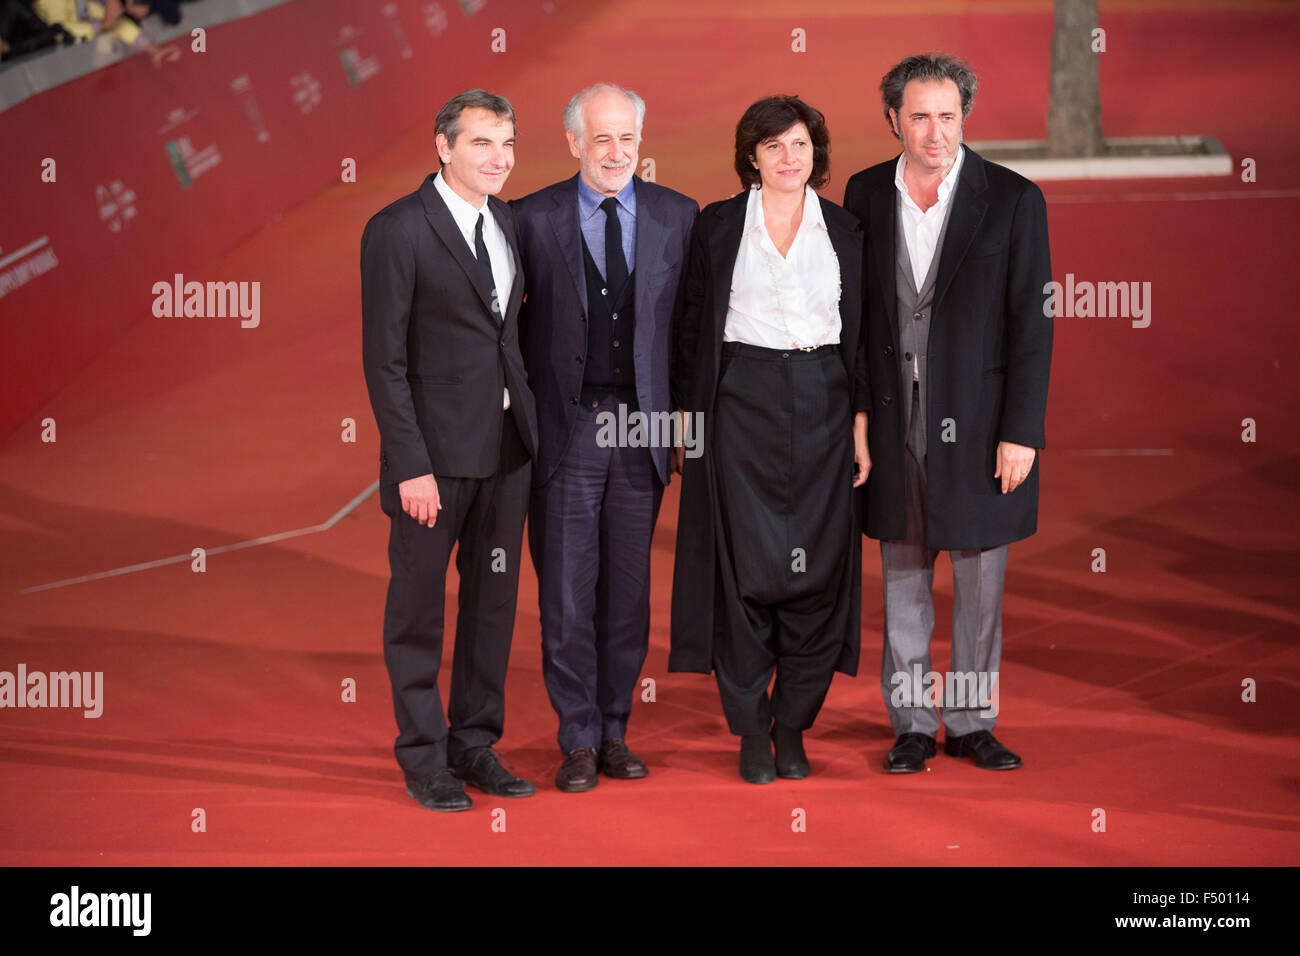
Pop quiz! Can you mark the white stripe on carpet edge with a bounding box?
[18,481,379,594]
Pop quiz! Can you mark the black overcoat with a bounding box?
[667,190,869,676]
[842,146,1053,550]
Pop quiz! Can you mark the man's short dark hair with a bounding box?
[733,95,831,191]
[879,52,979,140]
[434,89,517,160]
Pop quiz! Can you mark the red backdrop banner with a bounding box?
[0,0,563,438]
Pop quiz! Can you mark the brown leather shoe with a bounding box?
[598,738,648,779]
[555,747,598,792]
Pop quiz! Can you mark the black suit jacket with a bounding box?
[512,174,698,487]
[361,173,538,493]
[668,189,867,676]
[843,145,1053,550]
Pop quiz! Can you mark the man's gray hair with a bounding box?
[879,52,979,140]
[562,83,646,139]
[435,89,517,150]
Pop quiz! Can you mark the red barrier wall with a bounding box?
[0,0,565,438]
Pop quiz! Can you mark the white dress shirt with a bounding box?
[895,145,964,292]
[723,184,841,350]
[433,169,515,408]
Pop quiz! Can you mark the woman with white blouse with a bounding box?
[669,96,871,784]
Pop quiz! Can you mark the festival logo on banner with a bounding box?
[231,75,271,143]
[337,24,381,88]
[382,4,414,59]
[0,236,60,299]
[96,180,138,233]
[290,72,323,114]
[159,106,222,188]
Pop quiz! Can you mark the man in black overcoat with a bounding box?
[843,53,1053,773]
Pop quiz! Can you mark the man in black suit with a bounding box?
[843,54,1053,774]
[361,89,539,811]
[512,83,697,791]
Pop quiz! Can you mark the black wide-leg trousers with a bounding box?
[711,342,855,736]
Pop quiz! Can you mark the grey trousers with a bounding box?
[879,385,1008,737]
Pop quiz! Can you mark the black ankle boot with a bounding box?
[771,723,810,779]
[739,733,776,784]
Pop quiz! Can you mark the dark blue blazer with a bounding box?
[512,174,698,486]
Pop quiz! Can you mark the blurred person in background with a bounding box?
[1,0,72,60]
[33,0,154,55]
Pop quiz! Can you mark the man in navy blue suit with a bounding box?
[512,83,697,791]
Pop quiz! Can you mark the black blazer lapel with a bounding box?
[822,197,863,379]
[707,192,747,336]
[548,174,588,315]
[869,168,901,353]
[418,174,497,319]
[933,145,990,311]
[490,194,525,326]
[823,201,857,316]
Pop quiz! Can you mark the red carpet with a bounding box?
[1,0,1297,865]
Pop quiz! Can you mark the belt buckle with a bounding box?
[797,344,818,353]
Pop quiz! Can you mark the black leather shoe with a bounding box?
[405,769,472,812]
[884,732,936,773]
[555,747,599,792]
[598,738,648,779]
[739,733,776,785]
[771,723,809,779]
[944,730,1022,770]
[455,747,536,796]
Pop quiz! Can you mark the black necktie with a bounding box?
[474,212,501,321]
[600,197,628,296]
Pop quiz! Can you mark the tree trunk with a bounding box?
[1047,0,1104,157]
